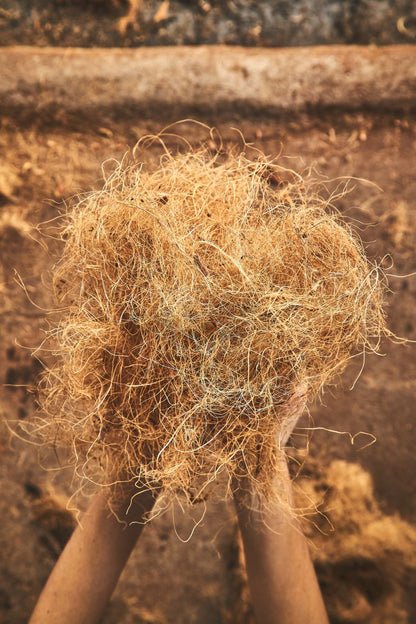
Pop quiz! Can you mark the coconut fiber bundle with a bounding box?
[40,139,387,508]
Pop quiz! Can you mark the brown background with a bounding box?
[1,3,415,623]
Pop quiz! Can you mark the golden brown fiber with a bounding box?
[40,143,387,506]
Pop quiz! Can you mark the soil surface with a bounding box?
[1,6,416,622]
[1,110,415,623]
[1,0,416,47]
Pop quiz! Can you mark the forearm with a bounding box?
[29,486,157,624]
[234,461,329,624]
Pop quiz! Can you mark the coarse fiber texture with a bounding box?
[40,145,387,506]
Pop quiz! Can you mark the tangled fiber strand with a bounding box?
[39,144,387,508]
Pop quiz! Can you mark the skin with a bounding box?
[233,385,329,624]
[234,460,329,624]
[29,485,157,624]
[29,387,328,624]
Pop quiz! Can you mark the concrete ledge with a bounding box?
[2,45,416,119]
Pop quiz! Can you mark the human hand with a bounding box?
[233,382,329,624]
[276,383,308,449]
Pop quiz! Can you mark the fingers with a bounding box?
[277,382,308,448]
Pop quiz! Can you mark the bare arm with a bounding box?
[233,387,329,624]
[29,485,157,624]
[234,460,328,624]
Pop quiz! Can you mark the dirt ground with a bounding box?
[0,109,415,623]
[1,0,415,47]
